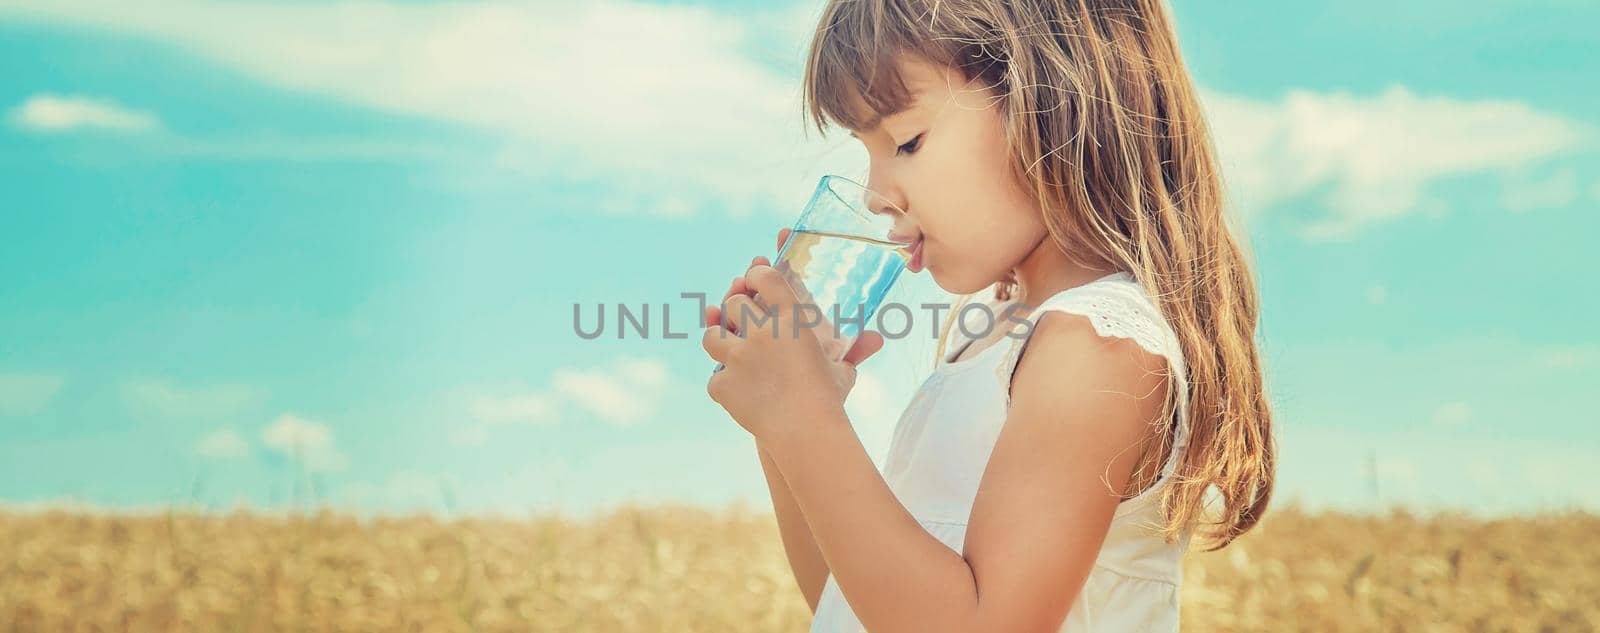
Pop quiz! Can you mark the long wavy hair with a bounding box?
[801,0,1274,550]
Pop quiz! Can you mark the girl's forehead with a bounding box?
[879,54,952,99]
[845,90,922,137]
[832,55,960,136]
[844,64,952,133]
[896,55,953,87]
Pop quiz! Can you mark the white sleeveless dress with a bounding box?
[808,270,1193,632]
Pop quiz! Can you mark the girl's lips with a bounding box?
[907,237,925,272]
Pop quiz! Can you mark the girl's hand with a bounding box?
[703,228,887,388]
[702,228,885,439]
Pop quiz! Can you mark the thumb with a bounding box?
[841,330,885,367]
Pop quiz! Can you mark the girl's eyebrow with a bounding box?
[846,105,913,139]
[845,88,927,139]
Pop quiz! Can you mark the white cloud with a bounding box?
[0,372,65,416]
[15,2,1582,232]
[451,391,558,446]
[450,356,675,444]
[194,427,251,460]
[7,93,160,133]
[614,357,670,393]
[470,393,558,426]
[1500,167,1581,213]
[0,0,852,218]
[450,424,491,448]
[120,378,263,419]
[261,413,346,472]
[552,357,671,426]
[1202,84,1591,238]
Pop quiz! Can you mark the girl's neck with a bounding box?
[1010,233,1120,308]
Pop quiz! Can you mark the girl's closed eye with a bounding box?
[895,132,924,157]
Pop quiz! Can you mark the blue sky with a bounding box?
[1,0,1596,517]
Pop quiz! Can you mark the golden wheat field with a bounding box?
[1,503,1594,632]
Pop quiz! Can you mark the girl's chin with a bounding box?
[928,267,1010,296]
[930,269,990,296]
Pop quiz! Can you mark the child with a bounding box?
[702,0,1274,630]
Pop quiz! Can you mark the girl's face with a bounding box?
[847,55,1048,295]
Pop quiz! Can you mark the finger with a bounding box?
[724,275,747,302]
[704,304,721,327]
[841,330,885,366]
[744,264,799,314]
[777,227,791,251]
[701,325,737,362]
[721,294,765,335]
[730,275,751,298]
[706,369,730,405]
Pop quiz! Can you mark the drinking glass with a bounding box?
[711,175,911,374]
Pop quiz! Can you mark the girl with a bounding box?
[702,0,1274,630]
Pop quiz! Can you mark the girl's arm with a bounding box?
[761,311,1170,633]
[722,227,836,612]
[756,441,830,612]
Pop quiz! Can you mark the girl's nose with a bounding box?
[863,187,907,221]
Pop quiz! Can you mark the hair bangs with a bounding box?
[802,1,933,136]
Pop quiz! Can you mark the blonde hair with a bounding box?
[802,0,1274,550]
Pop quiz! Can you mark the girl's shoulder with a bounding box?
[1017,271,1175,361]
[995,271,1188,407]
[935,272,1180,374]
[999,272,1195,515]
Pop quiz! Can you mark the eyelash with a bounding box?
[895,133,924,157]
